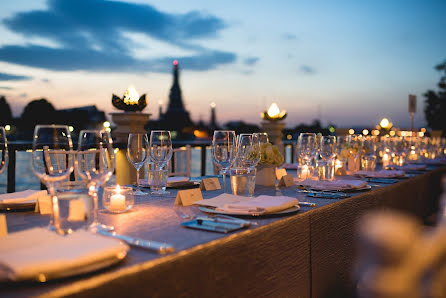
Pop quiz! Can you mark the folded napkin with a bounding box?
[0,228,129,282]
[167,176,190,186]
[282,163,299,170]
[298,179,368,191]
[354,170,405,178]
[216,195,299,215]
[0,190,48,205]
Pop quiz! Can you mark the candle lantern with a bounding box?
[102,185,134,213]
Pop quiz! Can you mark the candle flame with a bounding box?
[123,86,139,105]
[116,184,121,194]
[267,103,281,118]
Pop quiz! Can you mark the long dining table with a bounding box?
[1,165,446,298]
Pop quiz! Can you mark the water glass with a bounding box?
[316,159,335,181]
[147,169,169,195]
[212,130,236,193]
[149,130,173,170]
[53,181,93,235]
[127,133,149,195]
[230,167,256,197]
[361,155,377,171]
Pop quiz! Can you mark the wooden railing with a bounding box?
[4,141,296,193]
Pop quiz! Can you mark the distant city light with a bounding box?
[68,126,74,132]
[372,129,380,136]
[380,118,390,129]
[328,126,335,133]
[287,134,292,140]
[418,131,424,137]
[105,127,111,133]
[348,129,355,135]
[421,128,426,133]
[4,125,11,131]
[103,121,111,128]
[210,102,216,108]
[362,129,369,135]
[389,130,396,136]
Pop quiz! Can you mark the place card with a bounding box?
[276,168,288,180]
[278,174,295,187]
[0,214,7,238]
[175,188,203,206]
[200,178,221,191]
[35,195,52,215]
[68,199,87,222]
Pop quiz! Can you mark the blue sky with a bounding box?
[0,0,445,129]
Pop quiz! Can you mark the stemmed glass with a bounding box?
[212,130,236,192]
[127,133,149,195]
[0,127,8,175]
[149,131,173,170]
[320,136,336,161]
[253,132,269,144]
[237,133,261,169]
[149,131,172,195]
[77,130,115,232]
[31,125,73,234]
[296,133,317,166]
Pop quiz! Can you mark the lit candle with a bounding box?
[109,185,126,212]
[382,153,390,169]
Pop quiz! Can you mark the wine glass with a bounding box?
[0,127,8,175]
[149,130,173,170]
[127,133,149,195]
[77,130,115,232]
[212,130,236,192]
[296,133,317,166]
[31,125,74,234]
[320,136,336,161]
[253,132,269,144]
[237,133,261,169]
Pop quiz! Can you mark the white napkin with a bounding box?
[354,170,405,178]
[167,176,190,186]
[216,195,299,215]
[0,190,48,205]
[298,179,368,191]
[0,228,129,282]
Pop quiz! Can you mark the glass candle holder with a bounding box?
[103,185,134,213]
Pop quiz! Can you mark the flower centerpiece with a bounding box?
[255,143,284,186]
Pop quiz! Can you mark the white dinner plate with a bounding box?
[198,205,300,217]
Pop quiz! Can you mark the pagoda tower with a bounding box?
[161,60,193,131]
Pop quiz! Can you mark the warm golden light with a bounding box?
[418,131,424,137]
[103,121,110,128]
[210,102,216,108]
[380,118,390,129]
[287,134,292,140]
[421,128,426,133]
[68,126,74,132]
[123,86,139,105]
[362,129,369,136]
[372,129,380,136]
[4,125,11,131]
[389,130,396,136]
[261,102,287,121]
[348,129,355,135]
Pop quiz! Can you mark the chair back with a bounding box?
[168,145,191,177]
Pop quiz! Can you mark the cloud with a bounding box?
[0,0,236,72]
[0,72,32,81]
[299,65,316,75]
[282,33,298,41]
[243,57,259,66]
[0,86,14,90]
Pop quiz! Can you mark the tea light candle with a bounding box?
[109,185,126,212]
[382,153,390,169]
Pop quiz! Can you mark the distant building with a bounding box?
[158,61,194,137]
[57,105,106,134]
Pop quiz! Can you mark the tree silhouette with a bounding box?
[0,96,12,126]
[18,98,56,139]
[424,60,446,135]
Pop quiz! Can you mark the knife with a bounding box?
[97,230,175,254]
